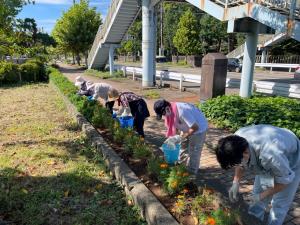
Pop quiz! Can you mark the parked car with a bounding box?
[156,56,167,63]
[227,58,242,73]
[294,66,300,79]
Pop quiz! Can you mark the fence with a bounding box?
[115,64,300,99]
[256,55,300,64]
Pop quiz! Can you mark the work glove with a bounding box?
[228,181,239,203]
[164,135,181,149]
[249,193,261,205]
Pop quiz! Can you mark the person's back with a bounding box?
[236,125,300,172]
[176,102,208,134]
[93,83,112,100]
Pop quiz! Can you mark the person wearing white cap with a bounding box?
[75,76,94,96]
[74,76,115,114]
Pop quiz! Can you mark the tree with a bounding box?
[163,3,200,56]
[173,9,202,56]
[52,0,101,65]
[0,0,33,30]
[199,14,227,53]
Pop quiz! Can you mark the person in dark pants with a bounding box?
[108,89,150,137]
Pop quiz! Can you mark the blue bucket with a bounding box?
[162,143,180,164]
[118,116,134,128]
[87,96,94,101]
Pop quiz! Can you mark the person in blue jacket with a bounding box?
[216,125,300,225]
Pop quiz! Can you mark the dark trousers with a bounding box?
[129,99,150,138]
[105,101,115,114]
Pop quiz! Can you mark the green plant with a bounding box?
[124,134,140,155]
[147,157,165,178]
[84,69,123,79]
[0,61,20,83]
[164,164,190,194]
[144,90,160,99]
[133,142,152,159]
[113,126,129,145]
[199,95,300,138]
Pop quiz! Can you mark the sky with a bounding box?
[17,0,111,34]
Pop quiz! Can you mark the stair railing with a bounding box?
[88,0,122,67]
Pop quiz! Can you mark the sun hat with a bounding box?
[75,76,86,87]
[107,88,119,102]
[153,99,170,120]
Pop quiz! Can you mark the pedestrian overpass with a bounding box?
[88,0,300,97]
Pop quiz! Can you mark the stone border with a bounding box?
[50,81,179,225]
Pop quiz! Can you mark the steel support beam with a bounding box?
[142,0,155,87]
[240,22,259,98]
[261,48,267,64]
[109,45,115,76]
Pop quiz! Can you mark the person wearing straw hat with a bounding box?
[108,89,150,138]
[153,99,208,175]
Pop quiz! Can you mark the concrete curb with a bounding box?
[50,81,179,225]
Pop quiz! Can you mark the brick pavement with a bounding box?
[59,64,300,225]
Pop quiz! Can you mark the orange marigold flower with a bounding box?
[160,163,168,169]
[182,188,189,194]
[207,217,216,225]
[171,181,178,188]
[182,172,189,177]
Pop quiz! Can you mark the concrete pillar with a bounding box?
[153,9,157,85]
[240,22,259,98]
[261,48,267,63]
[109,45,114,76]
[200,53,228,102]
[142,0,154,87]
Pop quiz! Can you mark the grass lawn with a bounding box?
[0,83,145,225]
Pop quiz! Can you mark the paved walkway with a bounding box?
[117,62,299,95]
[59,64,300,225]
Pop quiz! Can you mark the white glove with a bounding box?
[228,181,239,203]
[121,107,131,117]
[164,135,181,149]
[249,193,261,205]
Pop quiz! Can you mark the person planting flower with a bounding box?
[153,99,208,176]
[108,89,150,138]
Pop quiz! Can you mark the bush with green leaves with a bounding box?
[199,95,300,137]
[0,61,20,83]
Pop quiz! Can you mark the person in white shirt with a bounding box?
[154,99,208,175]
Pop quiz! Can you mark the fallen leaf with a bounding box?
[47,160,56,165]
[95,184,103,190]
[64,190,69,197]
[21,188,28,194]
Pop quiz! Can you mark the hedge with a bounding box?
[199,95,300,138]
[0,59,48,84]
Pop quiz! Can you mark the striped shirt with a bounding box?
[118,92,141,107]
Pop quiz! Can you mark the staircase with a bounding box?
[87,0,140,69]
[227,32,288,59]
[88,0,300,69]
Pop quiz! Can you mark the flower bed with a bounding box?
[49,67,242,225]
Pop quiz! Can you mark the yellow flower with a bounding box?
[160,163,168,169]
[171,181,178,189]
[177,194,184,199]
[207,217,216,225]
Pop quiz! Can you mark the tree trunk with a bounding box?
[85,52,88,67]
[76,54,81,66]
[72,53,75,64]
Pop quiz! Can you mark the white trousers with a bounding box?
[248,166,300,225]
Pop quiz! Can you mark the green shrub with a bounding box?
[200,95,300,137]
[0,61,20,83]
[84,69,123,79]
[19,61,40,82]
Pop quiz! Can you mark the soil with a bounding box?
[96,128,201,225]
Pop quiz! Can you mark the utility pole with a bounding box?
[159,2,164,56]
